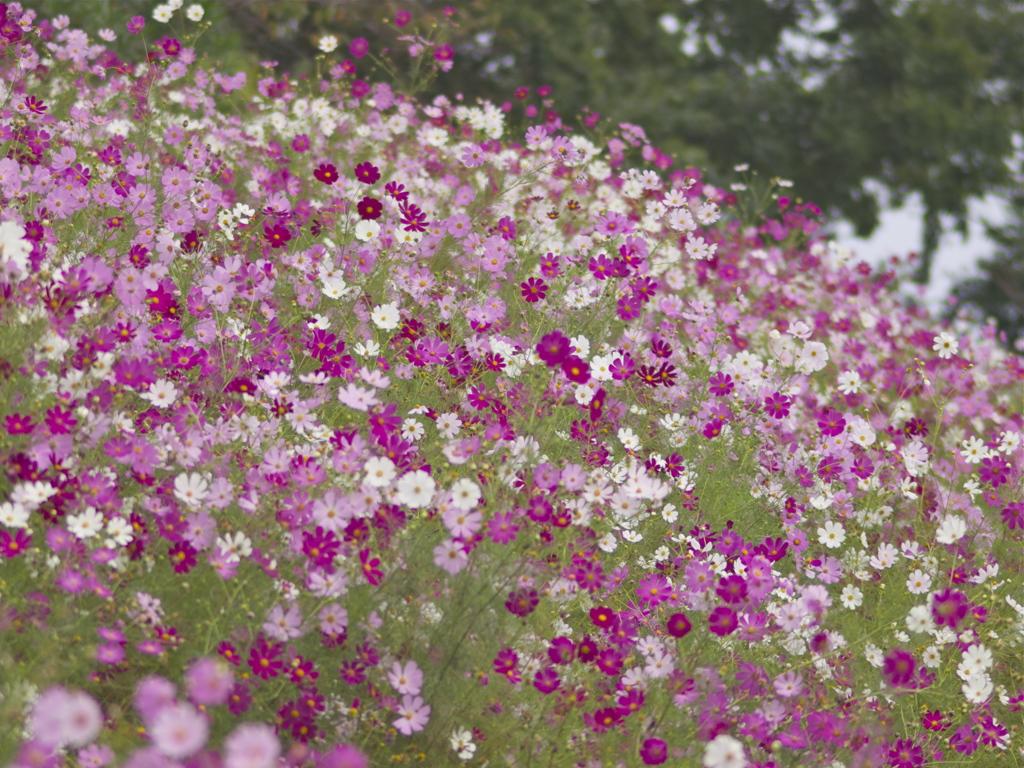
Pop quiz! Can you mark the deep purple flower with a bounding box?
[302,526,340,569]
[978,456,1010,488]
[520,277,548,303]
[561,355,590,383]
[263,223,291,248]
[888,738,924,768]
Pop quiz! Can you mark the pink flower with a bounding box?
[388,661,423,695]
[185,657,234,706]
[150,702,208,759]
[223,722,280,768]
[433,538,468,574]
[392,694,430,735]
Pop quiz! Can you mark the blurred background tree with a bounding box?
[34,0,1024,349]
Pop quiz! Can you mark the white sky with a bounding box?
[832,194,1009,313]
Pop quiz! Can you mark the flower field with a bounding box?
[0,2,1022,767]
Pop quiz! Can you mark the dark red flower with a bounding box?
[248,638,284,680]
[640,739,667,766]
[354,162,380,184]
[505,588,539,617]
[313,163,338,185]
[665,613,692,638]
[357,196,382,220]
[263,223,291,248]
[168,541,197,573]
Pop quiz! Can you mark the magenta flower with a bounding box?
[1001,502,1024,530]
[487,511,519,544]
[302,526,340,569]
[0,529,31,558]
[882,647,916,687]
[537,331,570,366]
[248,639,284,680]
[395,10,412,26]
[665,613,692,638]
[520,277,548,303]
[5,413,35,434]
[639,739,667,766]
[708,371,734,396]
[708,606,738,636]
[360,548,384,584]
[978,456,1010,487]
[350,38,370,58]
[561,355,590,383]
[931,587,969,629]
[505,588,539,617]
[888,738,923,768]
[493,648,519,680]
[764,392,792,419]
[636,573,672,605]
[818,408,847,436]
[547,636,575,664]
[533,666,560,694]
[126,15,145,34]
[595,647,623,675]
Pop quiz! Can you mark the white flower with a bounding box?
[321,275,351,299]
[905,605,935,634]
[105,516,134,547]
[186,4,204,21]
[839,585,863,609]
[935,515,967,545]
[870,543,898,570]
[622,530,643,543]
[906,569,932,594]
[962,643,993,671]
[450,728,476,761]
[363,456,397,488]
[933,332,959,359]
[449,478,481,510]
[141,379,179,408]
[703,733,747,768]
[396,470,436,509]
[371,302,401,331]
[795,341,829,373]
[0,501,29,529]
[0,221,32,277]
[174,473,209,507]
[864,644,884,667]
[153,5,174,22]
[67,507,104,540]
[319,34,339,53]
[998,430,1020,454]
[962,673,993,704]
[921,645,942,669]
[960,436,986,464]
[354,219,380,241]
[216,532,253,563]
[661,504,678,523]
[817,521,846,549]
[617,427,640,450]
[598,532,618,552]
[836,370,861,395]
[436,412,462,438]
[400,418,425,442]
